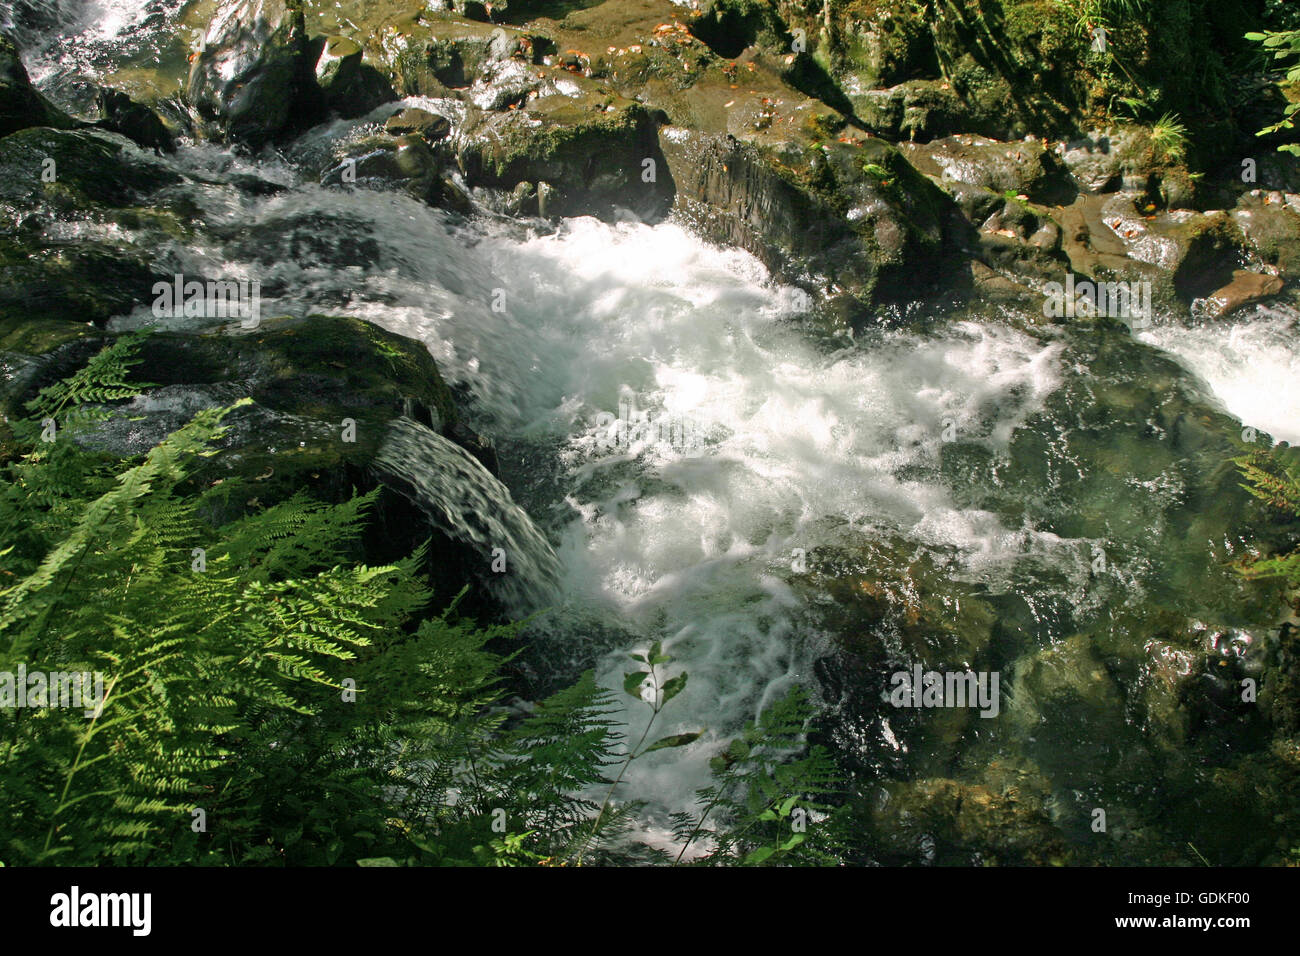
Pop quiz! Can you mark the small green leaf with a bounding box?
[780,834,806,851]
[744,846,775,865]
[661,673,687,703]
[644,730,705,753]
[357,857,401,867]
[623,671,648,697]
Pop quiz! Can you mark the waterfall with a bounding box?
[374,417,561,612]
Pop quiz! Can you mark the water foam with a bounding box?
[1138,305,1300,445]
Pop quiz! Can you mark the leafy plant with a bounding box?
[0,333,845,867]
[1245,29,1300,155]
[1150,112,1189,164]
[1232,447,1300,586]
[669,685,845,865]
[1066,0,1150,40]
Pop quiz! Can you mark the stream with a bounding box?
[12,0,1300,863]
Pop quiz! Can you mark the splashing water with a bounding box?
[1138,305,1300,445]
[33,2,1300,852]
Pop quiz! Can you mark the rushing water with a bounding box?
[20,0,1300,859]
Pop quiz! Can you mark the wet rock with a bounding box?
[1056,126,1196,207]
[1053,195,1247,309]
[458,92,672,221]
[853,80,967,143]
[323,133,444,205]
[93,87,175,153]
[830,5,935,93]
[0,239,164,328]
[384,107,451,141]
[312,35,397,118]
[186,0,314,147]
[0,126,180,211]
[0,31,75,137]
[465,56,539,110]
[0,128,182,325]
[901,134,1074,205]
[369,13,541,95]
[1204,269,1285,318]
[661,127,952,323]
[1230,191,1300,281]
[1058,129,1145,194]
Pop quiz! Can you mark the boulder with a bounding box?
[312,35,397,118]
[186,0,313,147]
[1204,269,1285,318]
[322,133,453,207]
[385,107,452,141]
[1230,191,1300,281]
[0,313,519,612]
[0,31,75,137]
[0,127,184,326]
[93,88,175,154]
[662,127,952,323]
[458,91,672,222]
[901,134,1074,205]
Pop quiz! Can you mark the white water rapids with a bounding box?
[19,0,1300,833]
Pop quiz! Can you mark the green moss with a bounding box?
[0,315,90,355]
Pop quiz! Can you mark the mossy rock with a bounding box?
[1231,192,1300,281]
[3,311,511,611]
[663,128,953,322]
[458,92,672,221]
[0,127,181,211]
[362,11,541,95]
[0,128,185,327]
[0,237,166,327]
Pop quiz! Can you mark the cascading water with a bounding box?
[19,0,1300,855]
[373,416,561,610]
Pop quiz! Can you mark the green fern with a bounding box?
[1233,448,1300,585]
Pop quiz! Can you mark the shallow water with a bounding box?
[24,0,1300,861]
